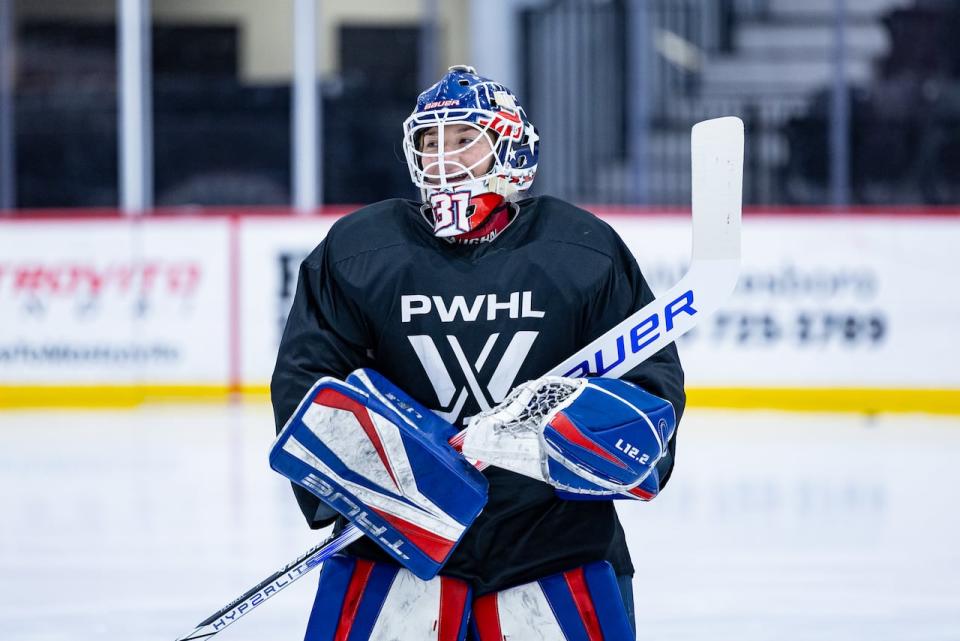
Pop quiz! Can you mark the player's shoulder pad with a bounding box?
[305,198,421,267]
[522,195,627,259]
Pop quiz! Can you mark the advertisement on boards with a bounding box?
[237,216,338,387]
[608,214,960,388]
[0,219,230,385]
[2,210,957,409]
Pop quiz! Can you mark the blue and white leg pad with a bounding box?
[305,555,471,641]
[270,369,488,580]
[472,561,634,641]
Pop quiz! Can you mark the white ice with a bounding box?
[0,405,958,641]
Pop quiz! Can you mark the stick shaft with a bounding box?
[175,527,363,640]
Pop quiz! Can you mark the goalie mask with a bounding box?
[403,65,540,238]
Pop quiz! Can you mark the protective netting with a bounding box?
[473,376,583,434]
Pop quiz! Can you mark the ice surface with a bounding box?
[1,405,957,641]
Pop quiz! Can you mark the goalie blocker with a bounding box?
[270,369,488,580]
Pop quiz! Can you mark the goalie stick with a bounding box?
[448,116,743,446]
[174,116,743,641]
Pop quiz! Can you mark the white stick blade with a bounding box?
[691,116,744,262]
[547,116,744,381]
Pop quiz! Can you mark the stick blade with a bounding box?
[691,116,744,263]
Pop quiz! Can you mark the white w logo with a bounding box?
[408,332,539,423]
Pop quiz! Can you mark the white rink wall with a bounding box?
[1,209,958,412]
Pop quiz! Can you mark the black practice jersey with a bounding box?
[271,195,685,595]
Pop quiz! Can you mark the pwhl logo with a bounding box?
[403,291,544,423]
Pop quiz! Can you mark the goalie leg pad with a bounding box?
[305,555,471,641]
[542,377,675,494]
[471,561,634,641]
[270,371,488,579]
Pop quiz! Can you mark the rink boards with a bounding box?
[1,207,958,413]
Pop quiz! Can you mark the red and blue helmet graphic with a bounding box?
[403,66,539,237]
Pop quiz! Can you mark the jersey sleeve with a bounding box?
[270,240,374,528]
[580,235,686,492]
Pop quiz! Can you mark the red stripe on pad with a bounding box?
[370,508,457,563]
[314,388,400,491]
[550,412,628,469]
[438,576,470,641]
[564,567,605,641]
[628,485,655,500]
[472,593,504,641]
[333,558,374,641]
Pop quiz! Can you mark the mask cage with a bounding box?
[402,109,508,196]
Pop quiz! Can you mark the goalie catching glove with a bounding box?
[269,369,488,580]
[461,376,676,501]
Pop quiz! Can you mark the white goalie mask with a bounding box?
[402,65,539,238]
